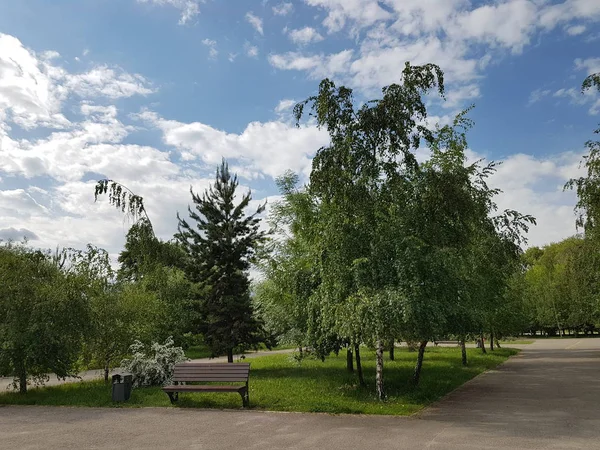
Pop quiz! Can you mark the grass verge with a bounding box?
[0,347,517,415]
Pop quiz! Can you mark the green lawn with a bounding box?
[184,343,297,360]
[0,347,517,415]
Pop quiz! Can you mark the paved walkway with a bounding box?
[1,339,599,449]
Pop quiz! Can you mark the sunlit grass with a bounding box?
[0,347,517,415]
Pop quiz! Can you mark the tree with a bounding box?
[294,62,447,397]
[254,172,321,351]
[94,179,151,230]
[176,160,267,362]
[0,243,90,393]
[65,245,161,382]
[566,71,600,240]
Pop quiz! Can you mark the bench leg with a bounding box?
[167,392,178,404]
[240,388,249,408]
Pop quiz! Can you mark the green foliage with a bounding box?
[523,237,600,334]
[254,171,321,349]
[261,65,534,394]
[94,179,150,227]
[176,159,267,360]
[63,245,162,381]
[566,71,600,239]
[0,243,90,393]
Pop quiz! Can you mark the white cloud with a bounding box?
[449,0,538,53]
[136,0,201,25]
[202,38,218,59]
[264,0,600,112]
[135,110,330,180]
[269,49,353,79]
[0,33,70,129]
[528,88,552,106]
[1,104,179,183]
[0,227,39,241]
[41,50,61,61]
[0,34,154,130]
[305,0,392,33]
[575,57,600,76]
[566,24,587,35]
[65,66,155,99]
[273,2,294,16]
[246,12,264,35]
[486,151,584,247]
[288,27,324,45]
[275,99,296,113]
[245,42,259,58]
[228,52,238,62]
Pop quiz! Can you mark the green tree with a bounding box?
[0,243,90,393]
[254,172,320,351]
[566,71,600,240]
[176,160,267,362]
[294,62,448,397]
[65,245,161,381]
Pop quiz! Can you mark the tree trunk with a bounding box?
[490,330,495,351]
[412,341,428,385]
[227,348,234,363]
[18,368,27,394]
[354,344,365,386]
[389,341,395,361]
[480,333,487,354]
[346,348,354,372]
[375,340,385,400]
[104,364,110,383]
[496,339,501,349]
[298,346,303,357]
[460,339,468,366]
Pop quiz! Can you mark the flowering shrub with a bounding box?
[121,337,188,387]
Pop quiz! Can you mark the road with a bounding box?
[1,338,598,449]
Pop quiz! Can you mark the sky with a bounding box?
[0,0,599,264]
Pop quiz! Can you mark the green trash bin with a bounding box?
[111,374,133,402]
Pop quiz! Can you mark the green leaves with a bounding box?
[0,243,91,392]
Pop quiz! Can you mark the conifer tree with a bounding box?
[176,160,266,362]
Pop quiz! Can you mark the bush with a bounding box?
[121,337,188,387]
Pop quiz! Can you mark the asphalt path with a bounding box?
[1,338,598,449]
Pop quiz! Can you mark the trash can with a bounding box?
[111,374,133,402]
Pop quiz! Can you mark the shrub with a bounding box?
[121,337,188,387]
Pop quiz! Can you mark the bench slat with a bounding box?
[175,363,250,368]
[175,367,250,373]
[172,377,249,382]
[163,385,245,392]
[173,370,249,375]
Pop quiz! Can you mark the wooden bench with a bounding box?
[434,341,460,346]
[163,363,250,407]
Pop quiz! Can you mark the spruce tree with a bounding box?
[176,160,266,362]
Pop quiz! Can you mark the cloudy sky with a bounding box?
[0,0,599,263]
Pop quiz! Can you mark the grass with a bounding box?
[184,343,297,360]
[499,339,534,345]
[0,346,517,415]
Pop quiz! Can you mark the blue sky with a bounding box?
[0,0,599,260]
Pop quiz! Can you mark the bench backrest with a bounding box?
[172,363,250,383]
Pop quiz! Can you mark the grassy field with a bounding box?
[184,343,296,360]
[0,347,517,415]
